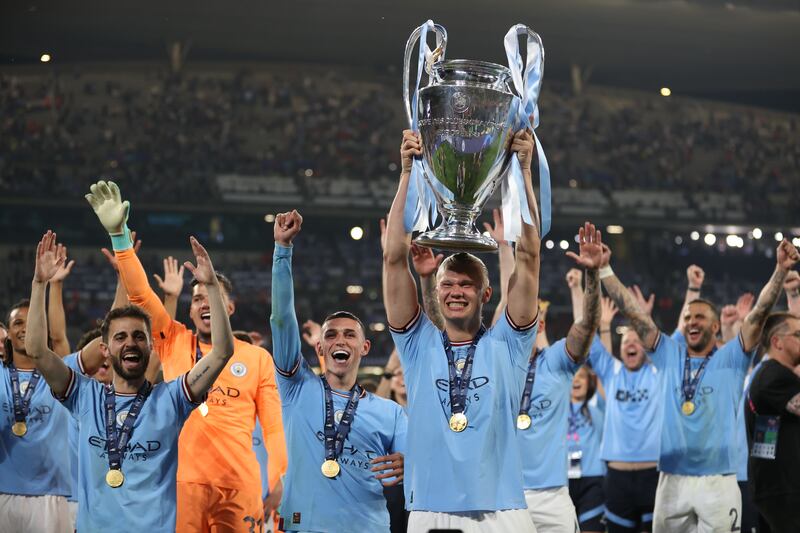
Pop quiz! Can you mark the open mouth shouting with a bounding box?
[200,312,211,328]
[445,300,469,313]
[330,349,351,367]
[120,349,144,371]
[686,327,702,345]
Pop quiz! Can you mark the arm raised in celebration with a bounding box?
[564,222,603,362]
[184,237,235,399]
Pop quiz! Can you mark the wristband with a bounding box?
[109,226,132,252]
[598,266,614,279]
[687,286,701,292]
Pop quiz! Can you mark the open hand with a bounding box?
[50,246,75,283]
[565,222,603,270]
[34,231,66,283]
[154,256,185,297]
[482,208,505,245]
[85,180,130,234]
[370,452,404,487]
[629,285,655,316]
[183,237,216,285]
[601,297,618,326]
[410,244,444,278]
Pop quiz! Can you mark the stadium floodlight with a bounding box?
[725,235,738,247]
[793,237,800,248]
[660,87,671,97]
[545,240,554,250]
[40,53,51,63]
[690,231,700,241]
[559,240,569,250]
[370,322,386,332]
[606,225,624,234]
[350,226,364,240]
[704,233,716,246]
[264,214,275,223]
[752,228,762,239]
[775,232,784,242]
[674,236,683,245]
[346,285,363,295]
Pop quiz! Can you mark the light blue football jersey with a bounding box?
[63,352,84,503]
[271,244,407,532]
[58,369,198,532]
[0,359,72,497]
[588,336,662,462]
[253,418,269,500]
[517,339,580,490]
[568,397,606,478]
[648,332,753,475]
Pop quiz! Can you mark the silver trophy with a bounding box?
[403,24,543,252]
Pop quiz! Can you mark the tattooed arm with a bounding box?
[410,243,445,330]
[740,239,800,352]
[564,223,603,363]
[599,245,660,350]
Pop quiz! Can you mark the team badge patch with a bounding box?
[230,362,247,377]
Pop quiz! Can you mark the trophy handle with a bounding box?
[506,25,545,101]
[403,23,448,125]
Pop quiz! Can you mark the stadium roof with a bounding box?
[2,0,799,110]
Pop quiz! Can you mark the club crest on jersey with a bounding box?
[334,409,344,424]
[230,362,247,377]
[116,410,129,426]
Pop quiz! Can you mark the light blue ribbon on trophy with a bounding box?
[403,20,450,234]
[502,24,552,240]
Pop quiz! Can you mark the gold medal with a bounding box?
[455,359,466,371]
[198,402,209,417]
[105,469,125,488]
[11,421,27,437]
[449,412,468,432]
[681,401,696,416]
[321,459,340,478]
[516,414,532,430]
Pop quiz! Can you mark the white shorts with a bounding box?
[408,508,537,533]
[653,472,741,533]
[524,486,579,533]
[67,500,78,530]
[0,493,72,533]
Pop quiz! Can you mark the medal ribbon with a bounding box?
[517,349,542,417]
[443,326,486,417]
[9,364,41,424]
[567,403,581,443]
[104,380,152,473]
[682,348,715,404]
[321,377,362,461]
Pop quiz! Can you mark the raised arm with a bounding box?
[599,297,618,354]
[740,239,800,352]
[563,222,603,362]
[382,131,422,329]
[566,269,584,324]
[153,256,185,320]
[184,237,235,399]
[411,244,445,330]
[86,182,173,336]
[785,270,800,315]
[599,244,660,350]
[270,210,305,372]
[47,251,75,356]
[505,130,541,327]
[677,265,704,332]
[25,232,72,396]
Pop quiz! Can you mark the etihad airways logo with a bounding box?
[434,376,491,426]
[88,435,162,462]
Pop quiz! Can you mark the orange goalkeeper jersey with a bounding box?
[116,248,286,492]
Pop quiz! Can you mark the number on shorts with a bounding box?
[243,515,262,533]
[729,508,740,532]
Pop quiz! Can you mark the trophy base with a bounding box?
[414,226,498,253]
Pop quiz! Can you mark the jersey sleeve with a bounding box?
[255,346,285,436]
[717,334,756,373]
[115,248,183,359]
[489,307,539,369]
[269,244,305,377]
[753,364,800,416]
[388,307,439,370]
[587,335,613,382]
[390,405,408,455]
[646,330,677,371]
[547,338,582,374]
[62,352,88,376]
[165,374,204,421]
[54,368,95,417]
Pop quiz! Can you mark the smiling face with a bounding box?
[682,301,720,354]
[620,329,646,370]
[189,283,234,337]
[436,269,492,328]
[389,368,406,398]
[7,306,28,357]
[571,366,590,402]
[103,316,152,381]
[317,317,370,383]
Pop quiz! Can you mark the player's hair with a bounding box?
[232,330,253,344]
[76,328,102,351]
[322,311,366,337]
[685,298,720,323]
[3,299,30,365]
[100,305,152,343]
[437,253,490,290]
[191,271,234,297]
[761,312,798,352]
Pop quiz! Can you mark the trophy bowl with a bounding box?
[413,59,516,252]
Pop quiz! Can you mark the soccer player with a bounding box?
[0,286,105,532]
[746,311,800,530]
[270,209,407,532]
[25,230,236,532]
[515,222,603,533]
[600,238,799,531]
[382,129,541,532]
[588,298,662,533]
[567,366,606,533]
[85,180,288,531]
